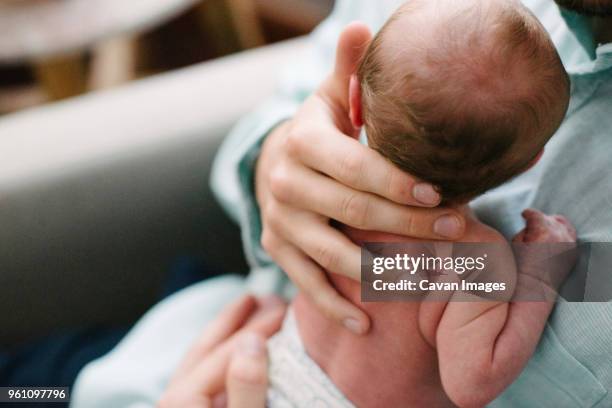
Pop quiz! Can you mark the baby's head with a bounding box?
[353,0,570,204]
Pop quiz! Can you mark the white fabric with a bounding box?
[267,310,354,408]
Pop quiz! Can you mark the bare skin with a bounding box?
[253,0,612,340]
[277,4,579,406]
[256,23,466,335]
[159,295,287,408]
[294,209,576,408]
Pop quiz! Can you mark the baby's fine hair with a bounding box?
[358,0,570,204]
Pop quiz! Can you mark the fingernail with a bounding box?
[240,333,266,357]
[343,318,365,335]
[434,215,462,238]
[413,184,441,206]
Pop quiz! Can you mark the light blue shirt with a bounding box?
[72,1,612,406]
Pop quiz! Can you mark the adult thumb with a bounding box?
[226,333,269,408]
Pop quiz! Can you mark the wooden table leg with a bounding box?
[224,0,266,49]
[197,0,265,54]
[89,36,138,90]
[0,85,47,115]
[33,54,87,100]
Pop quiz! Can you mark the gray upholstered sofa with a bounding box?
[0,37,307,346]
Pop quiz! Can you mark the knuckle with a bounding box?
[261,196,278,219]
[263,202,284,232]
[268,165,293,203]
[341,193,370,228]
[285,126,306,157]
[314,243,340,271]
[261,229,277,254]
[312,293,337,321]
[261,201,272,221]
[387,170,412,201]
[339,152,364,185]
[229,358,267,385]
[398,213,417,236]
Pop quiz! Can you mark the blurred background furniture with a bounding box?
[0,0,334,113]
[257,0,334,33]
[0,0,333,346]
[0,0,198,106]
[0,36,310,347]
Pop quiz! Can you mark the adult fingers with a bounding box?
[226,333,269,408]
[268,203,362,281]
[186,303,286,397]
[175,295,258,378]
[159,312,282,408]
[261,231,370,334]
[285,124,444,208]
[270,162,464,239]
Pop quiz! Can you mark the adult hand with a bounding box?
[158,295,286,408]
[256,23,466,335]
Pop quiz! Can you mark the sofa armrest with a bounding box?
[0,37,308,345]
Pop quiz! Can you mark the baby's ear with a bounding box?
[328,22,371,115]
[349,75,364,130]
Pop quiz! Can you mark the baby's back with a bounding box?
[293,279,450,407]
[287,219,503,407]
